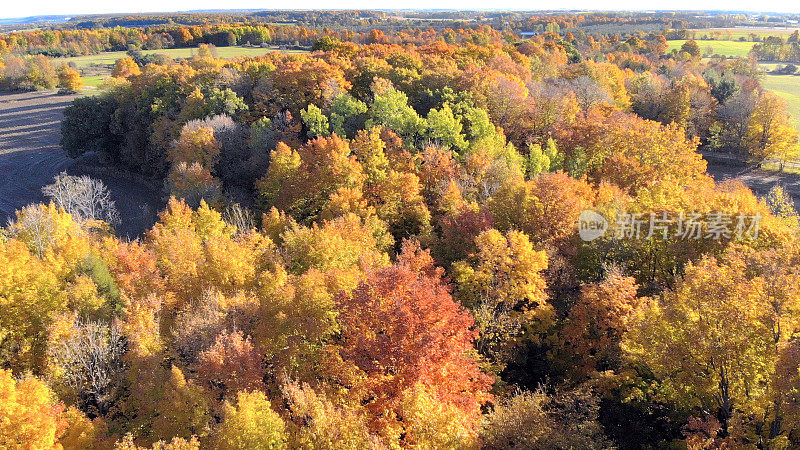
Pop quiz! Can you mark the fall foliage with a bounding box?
[3,11,800,449]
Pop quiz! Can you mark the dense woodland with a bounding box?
[3,12,800,449]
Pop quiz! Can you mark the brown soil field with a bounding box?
[0,90,163,238]
[704,155,800,211]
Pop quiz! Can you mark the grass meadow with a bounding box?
[666,39,756,57]
[685,27,800,40]
[57,46,308,87]
[761,72,800,129]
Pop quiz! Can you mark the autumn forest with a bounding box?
[2,9,800,450]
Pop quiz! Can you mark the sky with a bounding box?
[2,1,799,20]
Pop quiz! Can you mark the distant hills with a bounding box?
[0,15,72,26]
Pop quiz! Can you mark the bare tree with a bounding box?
[7,204,57,258]
[165,161,222,208]
[718,90,758,154]
[223,203,255,234]
[184,114,237,133]
[42,172,120,226]
[48,320,126,417]
[553,76,611,110]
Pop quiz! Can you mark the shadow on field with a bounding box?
[0,90,164,238]
[704,154,800,211]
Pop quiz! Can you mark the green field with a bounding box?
[761,72,800,129]
[55,46,308,91]
[667,40,756,58]
[760,63,800,129]
[757,62,800,168]
[59,46,305,70]
[685,27,800,40]
[80,75,106,89]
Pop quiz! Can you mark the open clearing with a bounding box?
[705,157,800,210]
[761,72,800,129]
[685,27,800,40]
[667,39,755,57]
[55,46,308,85]
[58,46,306,69]
[0,90,163,238]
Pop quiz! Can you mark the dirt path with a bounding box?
[0,90,163,238]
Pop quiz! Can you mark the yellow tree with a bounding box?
[57,64,83,93]
[746,92,799,167]
[171,125,221,169]
[281,381,377,449]
[0,369,96,448]
[146,198,278,307]
[213,391,287,449]
[558,269,642,378]
[453,229,551,370]
[256,135,365,223]
[397,383,478,449]
[115,435,200,449]
[151,366,210,442]
[121,363,210,446]
[0,239,62,372]
[622,251,800,439]
[167,161,222,207]
[488,172,594,248]
[1,204,94,373]
[112,57,141,78]
[555,109,707,192]
[281,212,390,276]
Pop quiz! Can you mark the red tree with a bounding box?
[335,241,492,434]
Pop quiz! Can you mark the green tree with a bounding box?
[766,185,800,228]
[205,88,248,117]
[60,95,120,158]
[426,104,468,152]
[366,82,427,146]
[680,40,702,57]
[300,104,330,139]
[329,94,368,138]
[525,138,560,178]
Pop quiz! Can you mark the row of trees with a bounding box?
[0,21,510,58]
[0,54,83,91]
[752,36,800,63]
